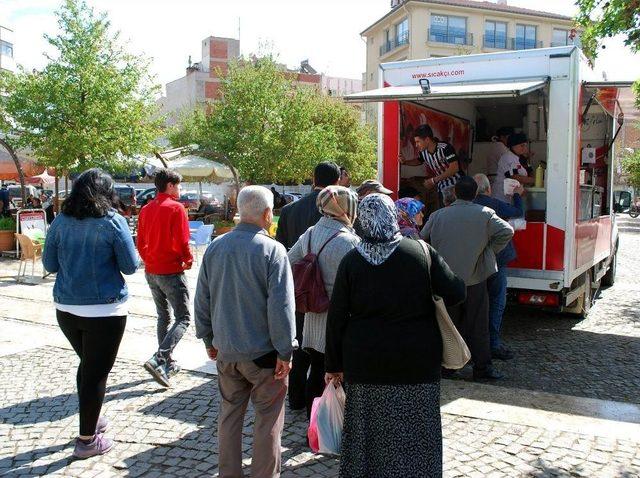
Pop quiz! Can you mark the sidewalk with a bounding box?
[1,256,640,477]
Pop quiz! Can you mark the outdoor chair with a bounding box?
[15,233,43,283]
[188,220,205,242]
[189,224,215,264]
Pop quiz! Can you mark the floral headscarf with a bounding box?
[356,194,403,265]
[316,185,358,227]
[395,197,425,239]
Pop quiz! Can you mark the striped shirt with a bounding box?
[419,142,462,193]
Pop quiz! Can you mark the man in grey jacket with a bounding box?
[421,176,513,381]
[195,185,297,478]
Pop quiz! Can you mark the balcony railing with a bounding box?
[551,41,569,47]
[510,38,543,50]
[483,34,508,49]
[380,32,410,56]
[428,29,473,46]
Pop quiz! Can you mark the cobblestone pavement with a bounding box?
[1,229,640,477]
[1,347,639,478]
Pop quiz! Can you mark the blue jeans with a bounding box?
[146,272,191,363]
[487,266,508,351]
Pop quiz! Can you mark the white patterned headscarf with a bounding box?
[356,194,403,265]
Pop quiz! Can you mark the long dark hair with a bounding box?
[61,169,117,219]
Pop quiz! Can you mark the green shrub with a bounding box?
[0,216,16,231]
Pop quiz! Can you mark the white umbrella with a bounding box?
[25,170,56,186]
[167,155,234,183]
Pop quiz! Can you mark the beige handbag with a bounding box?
[419,240,471,370]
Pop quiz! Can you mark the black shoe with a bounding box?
[473,366,504,381]
[165,360,181,378]
[144,356,171,387]
[491,346,515,361]
[441,367,464,380]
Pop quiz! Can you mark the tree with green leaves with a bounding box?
[575,0,640,104]
[169,56,376,186]
[0,0,162,178]
[621,124,640,189]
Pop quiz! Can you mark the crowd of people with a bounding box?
[41,121,527,475]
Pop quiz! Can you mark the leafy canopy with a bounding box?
[575,0,640,105]
[169,56,376,185]
[0,0,162,173]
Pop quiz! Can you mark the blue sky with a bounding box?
[2,0,639,91]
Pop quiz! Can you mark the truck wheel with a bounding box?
[564,270,592,317]
[602,250,617,288]
[580,270,593,318]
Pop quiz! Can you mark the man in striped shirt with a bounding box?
[400,124,462,208]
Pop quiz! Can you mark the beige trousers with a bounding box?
[217,359,288,478]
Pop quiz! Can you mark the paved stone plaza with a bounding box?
[1,228,640,477]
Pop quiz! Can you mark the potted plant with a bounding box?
[0,216,17,251]
[214,219,236,235]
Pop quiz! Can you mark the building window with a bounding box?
[429,15,471,45]
[484,20,507,49]
[515,24,538,50]
[380,19,409,55]
[0,40,13,58]
[395,18,409,46]
[552,29,569,47]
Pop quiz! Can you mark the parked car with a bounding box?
[7,184,39,207]
[136,187,157,207]
[283,192,302,204]
[178,191,200,211]
[114,184,137,214]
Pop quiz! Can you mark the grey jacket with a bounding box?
[194,223,298,362]
[287,217,360,353]
[420,199,514,286]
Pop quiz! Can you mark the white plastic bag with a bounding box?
[310,382,346,455]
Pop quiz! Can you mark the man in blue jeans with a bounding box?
[473,173,523,361]
[137,169,193,387]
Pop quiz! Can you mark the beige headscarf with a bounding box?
[316,185,358,227]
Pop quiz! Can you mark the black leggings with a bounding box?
[57,310,126,436]
[306,349,326,420]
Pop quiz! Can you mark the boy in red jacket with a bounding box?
[137,169,193,387]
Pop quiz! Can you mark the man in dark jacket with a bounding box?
[275,161,340,410]
[473,173,523,361]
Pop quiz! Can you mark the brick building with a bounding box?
[159,36,362,125]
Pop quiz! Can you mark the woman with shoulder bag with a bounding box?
[287,185,360,420]
[325,193,465,477]
[42,169,139,459]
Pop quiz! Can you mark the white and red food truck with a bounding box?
[345,46,632,315]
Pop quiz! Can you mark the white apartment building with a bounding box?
[0,24,15,73]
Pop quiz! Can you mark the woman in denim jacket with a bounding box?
[43,169,139,459]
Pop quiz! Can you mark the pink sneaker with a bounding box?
[72,433,114,459]
[96,416,109,434]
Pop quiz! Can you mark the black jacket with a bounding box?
[325,239,466,384]
[275,190,322,250]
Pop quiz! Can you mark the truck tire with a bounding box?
[602,250,617,288]
[564,270,592,317]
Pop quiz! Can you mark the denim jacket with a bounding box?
[42,211,139,305]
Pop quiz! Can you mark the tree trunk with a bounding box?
[54,169,59,213]
[0,138,26,204]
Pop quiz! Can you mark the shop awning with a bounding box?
[343,78,549,102]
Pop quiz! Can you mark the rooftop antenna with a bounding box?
[238,17,241,45]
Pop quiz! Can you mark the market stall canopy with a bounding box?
[165,155,234,184]
[25,170,56,186]
[343,78,549,102]
[0,148,44,181]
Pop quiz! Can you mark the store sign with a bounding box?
[19,210,46,238]
[431,15,447,25]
